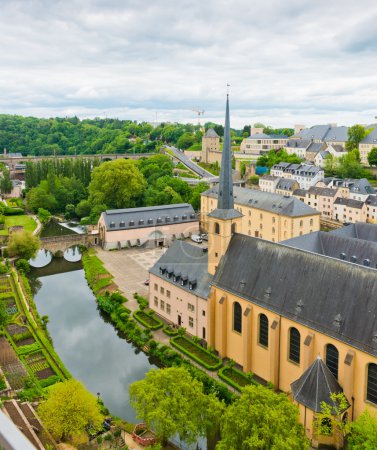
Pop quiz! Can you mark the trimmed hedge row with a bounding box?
[218,366,256,392]
[163,325,179,337]
[133,310,163,330]
[170,335,222,371]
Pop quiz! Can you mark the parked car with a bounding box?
[144,279,150,286]
[201,234,208,241]
[190,234,203,243]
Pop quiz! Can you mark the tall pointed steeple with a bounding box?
[207,93,243,275]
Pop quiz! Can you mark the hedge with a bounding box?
[218,366,257,392]
[170,335,222,371]
[133,310,163,330]
[163,325,179,337]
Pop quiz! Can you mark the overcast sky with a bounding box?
[1,0,377,128]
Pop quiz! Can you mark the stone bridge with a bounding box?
[40,234,95,255]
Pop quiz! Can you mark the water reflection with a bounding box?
[40,220,77,238]
[30,256,156,422]
[64,246,82,263]
[29,249,52,268]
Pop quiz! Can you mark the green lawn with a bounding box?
[0,215,37,236]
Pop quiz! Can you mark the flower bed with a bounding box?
[218,366,257,391]
[170,336,222,371]
[133,310,163,330]
[163,325,179,337]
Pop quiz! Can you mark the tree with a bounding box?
[0,169,13,194]
[27,187,57,213]
[37,208,51,224]
[130,367,224,445]
[8,230,40,260]
[346,125,367,152]
[348,409,377,449]
[177,132,195,150]
[38,379,103,441]
[367,147,377,167]
[335,150,370,179]
[75,199,91,218]
[315,392,350,448]
[88,159,146,209]
[217,385,308,450]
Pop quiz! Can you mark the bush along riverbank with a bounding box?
[81,249,236,405]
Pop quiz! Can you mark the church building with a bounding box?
[149,95,377,447]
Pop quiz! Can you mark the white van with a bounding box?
[190,234,203,243]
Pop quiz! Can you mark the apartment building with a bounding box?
[359,127,377,165]
[240,130,288,156]
[333,198,366,223]
[270,162,324,189]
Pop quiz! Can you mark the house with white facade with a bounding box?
[270,163,324,189]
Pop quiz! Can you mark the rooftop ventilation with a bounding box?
[173,215,179,221]
[350,255,357,263]
[109,221,115,228]
[333,313,343,331]
[295,299,304,314]
[157,217,162,224]
[148,218,153,224]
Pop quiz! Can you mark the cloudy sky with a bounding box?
[1,0,377,128]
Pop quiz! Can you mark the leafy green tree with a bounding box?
[15,258,30,273]
[348,409,377,449]
[346,125,367,151]
[177,132,195,149]
[315,392,350,447]
[8,230,40,260]
[189,181,209,210]
[27,187,58,213]
[0,169,13,194]
[257,149,302,169]
[75,199,91,218]
[88,159,146,209]
[367,147,377,167]
[38,379,103,441]
[335,150,370,179]
[37,208,51,224]
[130,367,224,445]
[216,385,308,450]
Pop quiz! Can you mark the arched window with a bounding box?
[326,344,339,379]
[215,222,220,234]
[289,328,300,364]
[367,363,377,404]
[231,223,236,234]
[259,314,268,347]
[300,220,303,227]
[233,302,242,333]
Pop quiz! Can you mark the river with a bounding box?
[29,247,157,423]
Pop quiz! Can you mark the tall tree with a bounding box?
[348,409,377,449]
[0,169,13,194]
[367,147,377,167]
[8,230,40,260]
[346,125,367,151]
[88,159,146,209]
[217,385,308,450]
[130,367,224,445]
[38,379,103,441]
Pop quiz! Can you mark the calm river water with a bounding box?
[29,248,156,423]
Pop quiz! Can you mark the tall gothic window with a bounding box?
[367,363,377,405]
[233,302,242,333]
[325,344,339,379]
[215,222,220,234]
[231,223,236,234]
[289,328,301,364]
[259,314,269,347]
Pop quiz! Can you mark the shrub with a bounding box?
[133,293,148,310]
[170,336,222,371]
[163,325,179,337]
[12,330,33,343]
[17,342,40,355]
[40,375,61,388]
[3,206,24,215]
[15,259,31,274]
[0,375,7,390]
[133,310,163,330]
[218,366,257,391]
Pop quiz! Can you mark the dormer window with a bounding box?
[173,215,179,221]
[165,217,171,223]
[148,218,153,224]
[190,214,196,219]
[139,219,144,225]
[119,221,125,227]
[157,217,162,224]
[159,266,166,275]
[109,221,115,228]
[129,220,135,226]
[182,215,187,220]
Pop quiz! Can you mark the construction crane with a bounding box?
[191,108,205,131]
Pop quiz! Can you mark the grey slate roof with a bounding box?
[331,222,377,242]
[367,195,377,207]
[101,203,197,231]
[297,125,348,143]
[318,150,329,159]
[308,186,337,197]
[334,197,365,209]
[276,178,297,191]
[293,188,308,197]
[212,234,377,357]
[149,240,213,299]
[286,139,311,149]
[204,128,219,138]
[247,133,288,140]
[306,142,324,153]
[203,186,319,217]
[360,127,377,145]
[328,178,375,195]
[291,357,348,413]
[261,175,280,181]
[283,229,377,268]
[324,126,348,142]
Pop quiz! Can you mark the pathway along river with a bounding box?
[28,246,157,423]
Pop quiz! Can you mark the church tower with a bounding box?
[201,128,220,164]
[207,95,243,275]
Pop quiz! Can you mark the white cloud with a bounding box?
[0,0,376,127]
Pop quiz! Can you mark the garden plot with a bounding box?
[0,278,12,294]
[4,297,18,316]
[25,351,56,380]
[0,337,28,390]
[6,324,28,336]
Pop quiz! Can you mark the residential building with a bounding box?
[359,127,377,165]
[333,198,366,223]
[240,133,288,155]
[201,185,320,242]
[305,142,325,163]
[314,150,329,168]
[318,178,376,202]
[366,196,377,224]
[270,162,324,189]
[97,204,198,250]
[284,139,311,158]
[258,175,280,193]
[292,124,348,147]
[259,175,299,196]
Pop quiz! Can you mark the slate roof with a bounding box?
[324,126,348,142]
[291,357,348,413]
[317,150,329,159]
[367,195,377,207]
[212,234,377,357]
[204,128,219,138]
[276,178,298,191]
[308,186,337,197]
[203,186,319,217]
[306,142,324,153]
[247,133,288,140]
[261,175,280,181]
[286,139,311,149]
[328,178,376,195]
[149,240,213,299]
[327,144,345,153]
[101,203,197,231]
[293,188,308,197]
[360,127,377,145]
[297,125,348,143]
[334,197,365,209]
[283,229,377,268]
[331,222,377,242]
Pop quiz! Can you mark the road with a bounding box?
[165,146,214,178]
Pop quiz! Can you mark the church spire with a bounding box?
[217,94,233,210]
